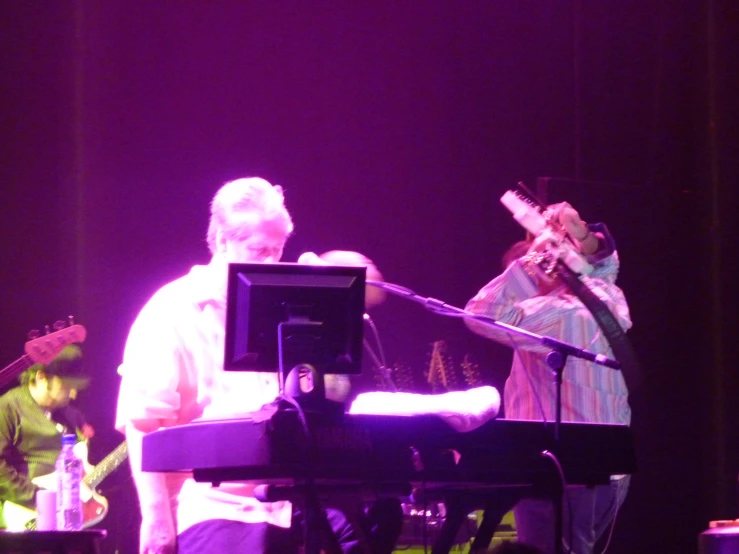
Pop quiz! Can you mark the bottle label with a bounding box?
[59,470,81,508]
[56,451,83,530]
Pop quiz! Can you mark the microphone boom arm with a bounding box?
[367,277,620,554]
[365,280,621,370]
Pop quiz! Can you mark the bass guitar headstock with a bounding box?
[24,316,87,365]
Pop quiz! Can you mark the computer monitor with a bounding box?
[224,262,365,376]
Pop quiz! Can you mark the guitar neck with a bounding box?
[0,355,34,390]
[83,441,129,489]
[500,189,593,276]
[2,322,88,391]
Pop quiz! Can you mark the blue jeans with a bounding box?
[513,476,630,554]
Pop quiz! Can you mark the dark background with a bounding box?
[1,2,738,553]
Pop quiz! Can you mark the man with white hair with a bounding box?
[116,177,385,554]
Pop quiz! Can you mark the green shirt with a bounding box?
[0,386,77,527]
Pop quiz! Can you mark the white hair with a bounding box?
[206,177,294,255]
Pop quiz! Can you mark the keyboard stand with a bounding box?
[255,482,342,554]
[431,488,523,554]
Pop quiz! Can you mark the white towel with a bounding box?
[348,386,501,432]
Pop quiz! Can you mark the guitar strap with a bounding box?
[555,260,643,391]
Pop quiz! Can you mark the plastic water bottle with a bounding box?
[56,434,83,530]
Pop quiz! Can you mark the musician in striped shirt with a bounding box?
[465,202,632,554]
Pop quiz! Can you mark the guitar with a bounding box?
[0,319,87,390]
[3,440,129,531]
[502,187,643,389]
[500,189,593,275]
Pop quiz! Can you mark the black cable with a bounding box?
[364,314,388,368]
[275,391,344,554]
[363,340,398,393]
[363,314,397,392]
[597,498,620,554]
[422,475,428,554]
[278,391,311,442]
[541,450,573,554]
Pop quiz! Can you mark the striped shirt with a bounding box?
[465,242,632,426]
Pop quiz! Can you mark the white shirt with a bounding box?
[115,260,292,534]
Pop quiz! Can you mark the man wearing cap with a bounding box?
[0,344,90,529]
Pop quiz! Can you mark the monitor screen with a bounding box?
[224,262,365,374]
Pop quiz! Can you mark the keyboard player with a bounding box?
[115,177,394,554]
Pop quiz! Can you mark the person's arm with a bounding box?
[553,204,630,325]
[466,259,631,357]
[550,201,604,256]
[466,205,631,350]
[0,405,39,509]
[298,250,387,308]
[465,258,557,350]
[125,420,176,554]
[116,296,183,554]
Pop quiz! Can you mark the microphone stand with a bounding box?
[366,280,621,554]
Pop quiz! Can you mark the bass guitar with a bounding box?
[3,440,129,531]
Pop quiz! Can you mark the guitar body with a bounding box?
[3,502,36,532]
[81,488,109,528]
[3,440,127,532]
[4,483,109,532]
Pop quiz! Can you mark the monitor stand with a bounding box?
[279,364,346,417]
[270,320,350,554]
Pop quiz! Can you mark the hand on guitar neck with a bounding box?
[500,190,598,275]
[544,201,601,255]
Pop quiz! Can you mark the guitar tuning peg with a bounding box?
[44,325,51,335]
[53,320,66,331]
[27,329,41,340]
[68,315,75,325]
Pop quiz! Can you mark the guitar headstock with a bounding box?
[501,189,548,236]
[24,318,87,366]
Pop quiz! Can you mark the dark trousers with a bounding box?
[177,499,403,554]
[177,519,290,554]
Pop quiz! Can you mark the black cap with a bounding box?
[40,344,89,389]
